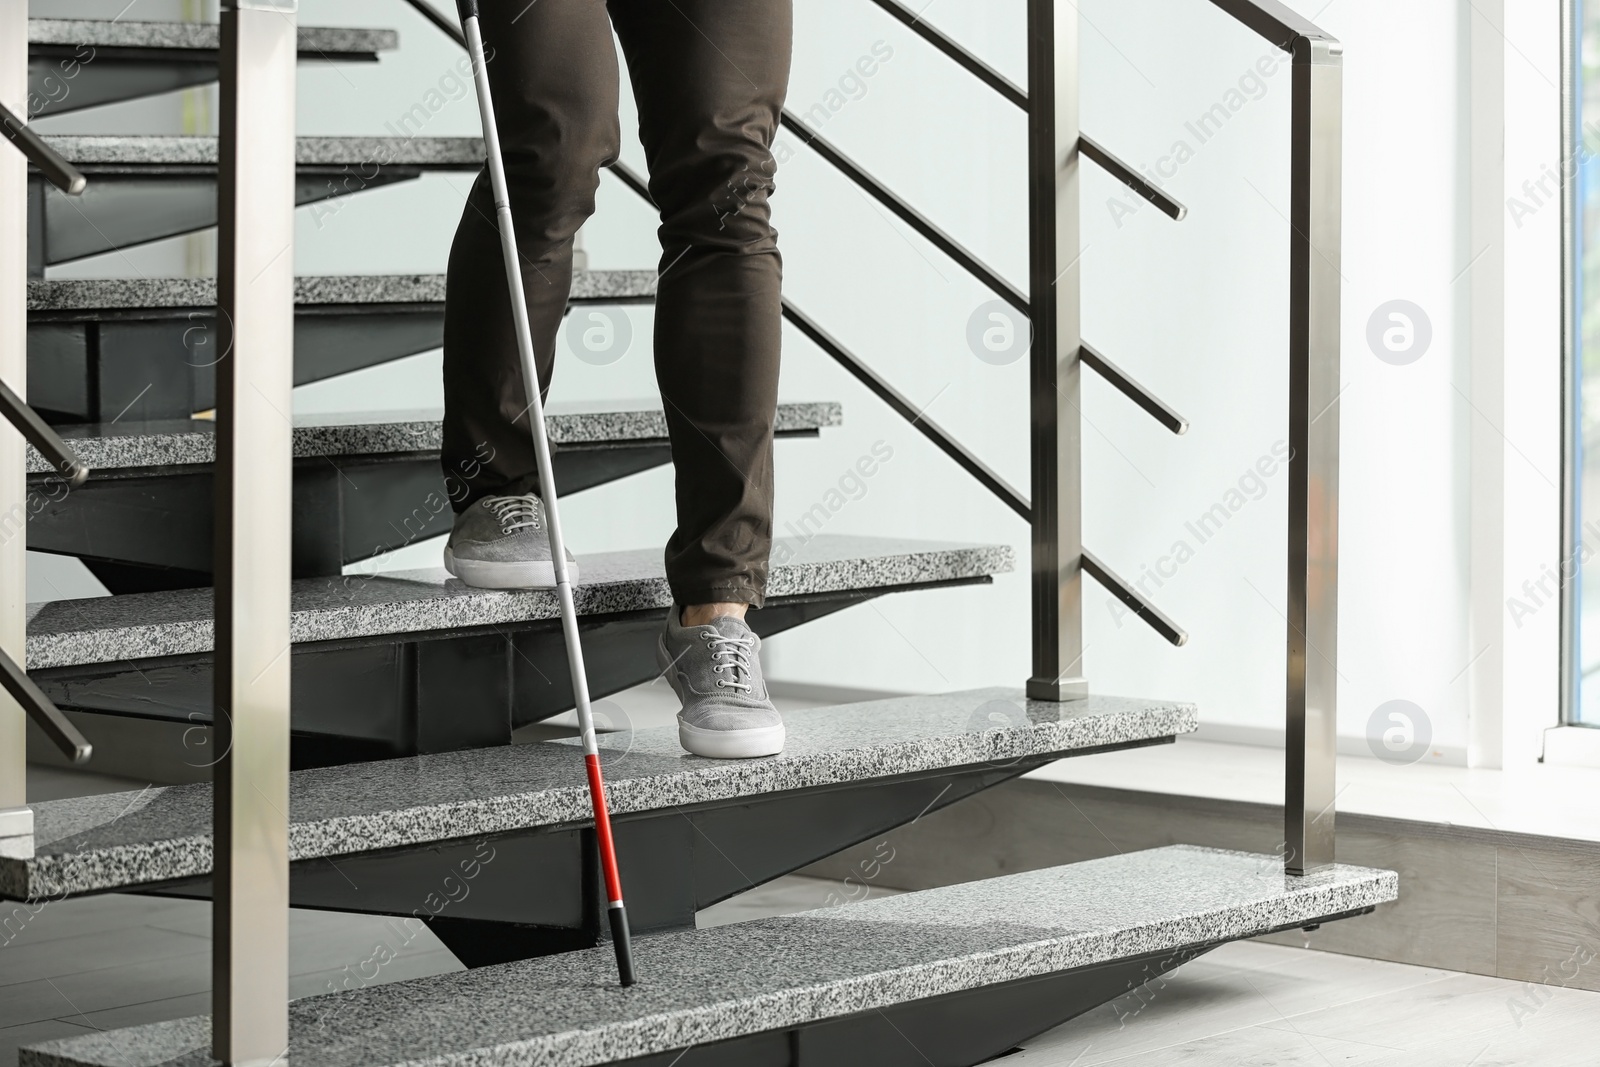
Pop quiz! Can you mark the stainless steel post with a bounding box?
[213,2,297,1062]
[1560,0,1581,726]
[0,0,30,845]
[1026,0,1088,702]
[1284,35,1342,876]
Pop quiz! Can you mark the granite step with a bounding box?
[25,535,1002,672]
[26,536,1010,760]
[1,688,1193,901]
[14,847,1397,1067]
[24,403,834,475]
[28,17,398,54]
[26,272,657,315]
[42,135,484,169]
[25,403,839,591]
[28,273,659,423]
[28,18,398,117]
[30,137,483,268]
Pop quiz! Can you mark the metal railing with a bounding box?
[0,102,86,196]
[1,0,1340,1059]
[1212,0,1343,878]
[1031,0,1341,874]
[401,0,1340,871]
[401,0,1196,651]
[0,89,93,813]
[213,2,298,1062]
[809,0,1340,875]
[0,365,91,766]
[403,0,466,46]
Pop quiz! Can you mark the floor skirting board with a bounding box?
[799,777,1600,994]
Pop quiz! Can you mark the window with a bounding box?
[1573,0,1600,724]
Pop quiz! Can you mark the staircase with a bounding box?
[27,17,398,118]
[0,2,1388,1066]
[23,400,836,590]
[27,272,657,422]
[26,534,1004,767]
[4,690,1199,960]
[29,134,482,271]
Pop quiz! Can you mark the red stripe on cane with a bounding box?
[586,753,625,904]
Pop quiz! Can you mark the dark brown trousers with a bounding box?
[441,0,791,607]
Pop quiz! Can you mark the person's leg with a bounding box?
[612,0,791,758]
[608,0,792,614]
[440,0,621,511]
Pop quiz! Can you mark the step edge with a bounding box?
[24,541,1012,668]
[14,851,1396,1067]
[23,400,839,473]
[6,701,1196,899]
[28,18,400,52]
[41,134,484,167]
[26,270,660,311]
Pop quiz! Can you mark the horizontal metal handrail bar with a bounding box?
[776,116,1189,434]
[862,0,1028,108]
[1081,343,1189,435]
[779,109,1028,315]
[400,0,467,48]
[414,8,1187,521]
[783,296,1190,648]
[0,650,91,763]
[1205,0,1337,47]
[852,4,1184,220]
[607,158,655,207]
[606,159,1037,521]
[0,102,86,196]
[0,379,89,487]
[1080,136,1188,222]
[608,148,1190,512]
[539,163,1190,649]
[781,300,1032,520]
[405,1,1181,264]
[1083,550,1188,647]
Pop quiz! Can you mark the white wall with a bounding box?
[29,0,1506,763]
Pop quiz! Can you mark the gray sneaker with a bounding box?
[443,494,578,589]
[656,608,785,759]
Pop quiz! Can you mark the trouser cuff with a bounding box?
[669,584,765,610]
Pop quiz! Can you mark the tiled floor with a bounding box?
[1005,941,1600,1066]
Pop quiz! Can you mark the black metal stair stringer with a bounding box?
[131,738,1178,971]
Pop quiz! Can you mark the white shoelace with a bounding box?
[484,495,542,534]
[703,630,756,693]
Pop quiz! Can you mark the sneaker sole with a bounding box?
[677,718,787,759]
[657,634,785,759]
[443,547,575,590]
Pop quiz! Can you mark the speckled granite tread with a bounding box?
[0,688,1193,900]
[25,401,837,474]
[24,535,1008,670]
[42,136,482,167]
[27,271,657,312]
[28,18,398,54]
[15,847,1396,1067]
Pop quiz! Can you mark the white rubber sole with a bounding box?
[657,633,786,759]
[677,718,787,759]
[443,547,574,590]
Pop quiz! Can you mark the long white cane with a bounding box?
[456,0,635,987]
